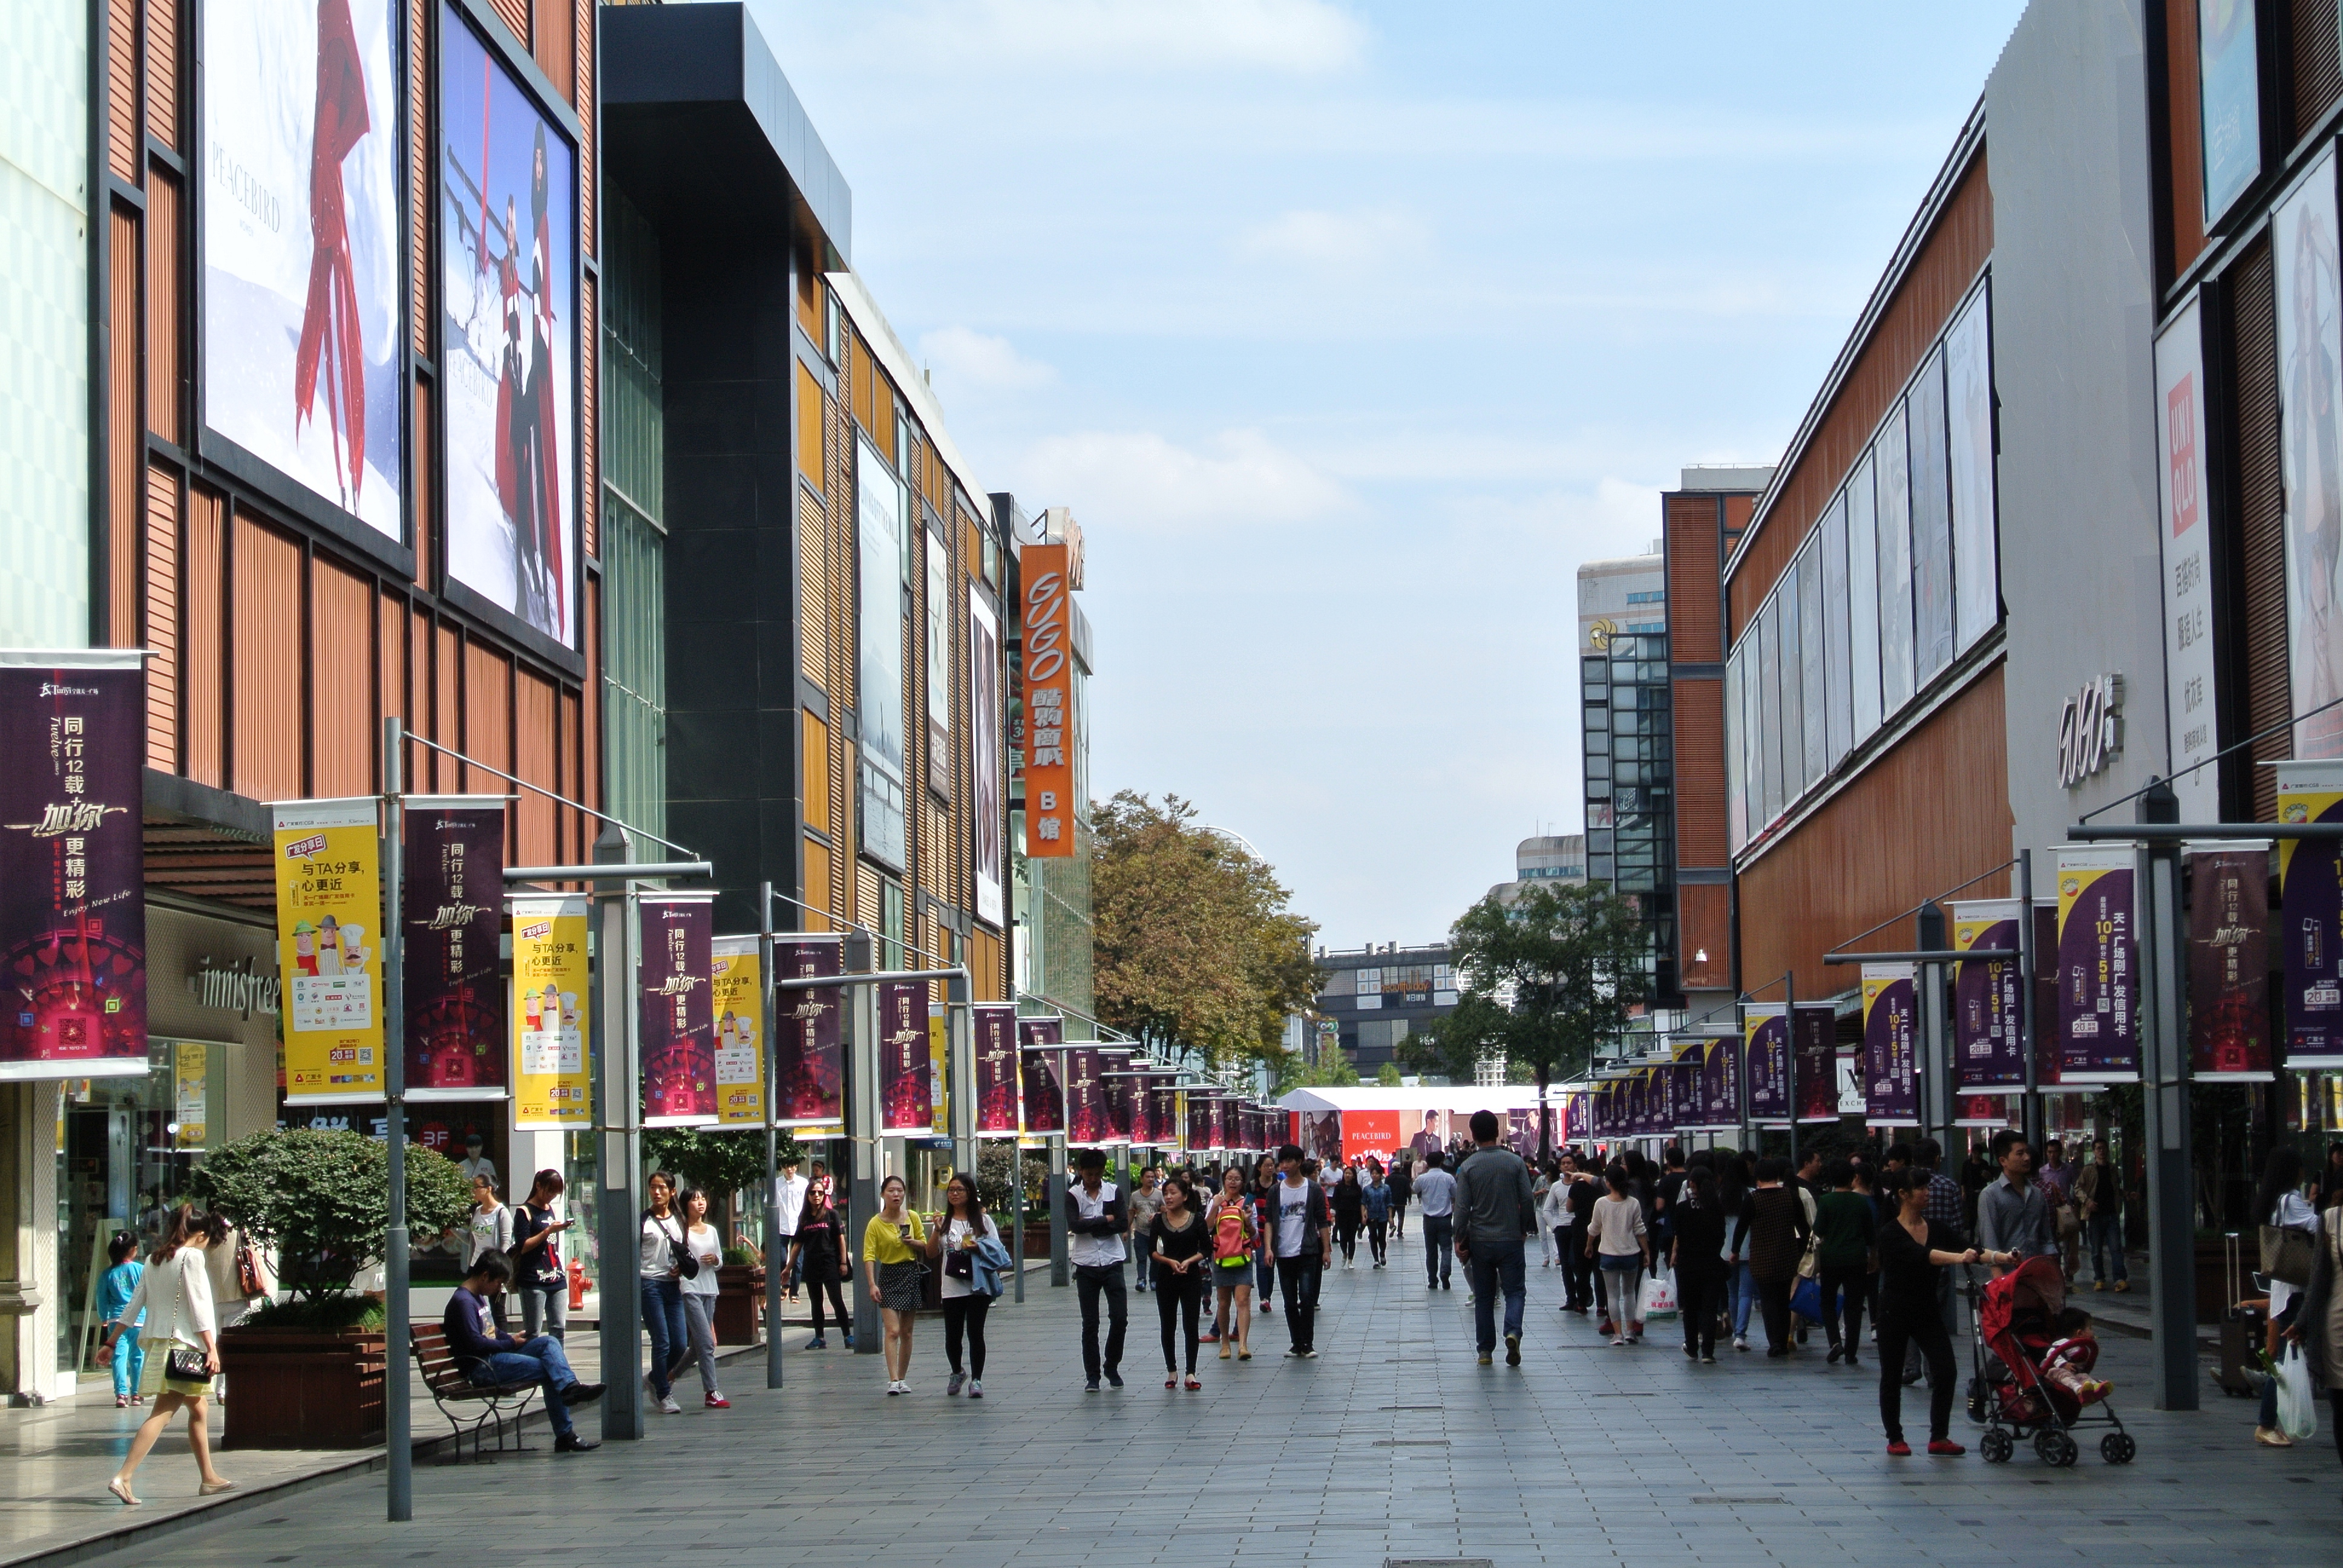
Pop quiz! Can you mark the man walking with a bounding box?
[1271,1145,1332,1357]
[2074,1138,2129,1292]
[2038,1139,2080,1283]
[773,1154,808,1305]
[1064,1149,1129,1390]
[1415,1149,1458,1290]
[1975,1131,2055,1275]
[1389,1155,1411,1241]
[1558,1152,1596,1313]
[1455,1109,1536,1367]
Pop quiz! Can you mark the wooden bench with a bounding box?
[410,1325,541,1462]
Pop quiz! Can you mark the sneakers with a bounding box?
[1478,1353,1494,1365]
[1442,1279,1452,1291]
[804,1334,828,1350]
[1085,1378,1102,1392]
[1700,1354,1717,1365]
[1299,1348,1317,1359]
[886,1380,905,1396]
[1733,1336,1750,1352]
[1886,1439,1912,1457]
[1597,1319,1616,1338]
[948,1372,965,1396]
[658,1396,682,1414]
[2113,1280,2130,1292]
[1106,1370,1124,1387]
[1505,1333,1522,1367]
[1610,1336,1628,1347]
[2092,1280,2106,1293]
[1927,1439,1966,1455]
[704,1393,730,1409]
[967,1379,983,1399]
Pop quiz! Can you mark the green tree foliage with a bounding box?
[1400,882,1649,1153]
[644,1126,801,1236]
[1093,791,1320,1074]
[1283,1048,1360,1088]
[192,1129,473,1302]
[1376,1062,1403,1086]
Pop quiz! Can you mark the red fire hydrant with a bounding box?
[568,1256,587,1312]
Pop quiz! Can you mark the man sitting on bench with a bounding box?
[446,1251,604,1452]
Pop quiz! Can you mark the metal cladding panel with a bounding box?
[1673,676,1726,868]
[2232,240,2288,823]
[2163,0,2208,283]
[1664,494,1722,662]
[310,557,376,797]
[229,512,304,802]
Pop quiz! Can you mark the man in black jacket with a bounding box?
[1064,1148,1129,1390]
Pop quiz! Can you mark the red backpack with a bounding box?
[1213,1200,1253,1263]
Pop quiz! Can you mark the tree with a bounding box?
[1400,882,1648,1155]
[192,1129,473,1305]
[645,1127,798,1239]
[1376,1062,1403,1086]
[1093,791,1320,1075]
[1283,1049,1360,1089]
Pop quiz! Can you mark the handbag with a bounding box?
[234,1240,265,1299]
[1795,1229,1822,1281]
[1788,1274,1823,1323]
[165,1344,211,1384]
[2261,1223,2316,1288]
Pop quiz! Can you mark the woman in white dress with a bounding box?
[98,1206,235,1504]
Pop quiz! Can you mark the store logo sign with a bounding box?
[187,955,280,1019]
[2057,674,2125,789]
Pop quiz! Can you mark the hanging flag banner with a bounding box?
[1700,1033,1738,1129]
[0,653,148,1081]
[1794,1004,1837,1123]
[1862,962,1919,1126]
[2280,762,2343,1068]
[2032,900,2063,1088]
[1622,1071,1646,1135]
[2056,843,2143,1083]
[929,1010,950,1137]
[1065,1045,1105,1145]
[641,893,717,1125]
[1098,1048,1134,1145]
[402,798,506,1099]
[773,935,844,1125]
[1671,1047,1702,1134]
[710,936,764,1126]
[2188,840,2273,1080]
[1018,1016,1066,1134]
[511,895,589,1128]
[1185,1095,1210,1151]
[274,797,384,1102]
[1148,1076,1179,1146]
[972,1002,1019,1137]
[1950,898,2025,1094]
[1743,1004,1790,1123]
[878,980,932,1134]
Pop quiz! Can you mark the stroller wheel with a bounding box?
[2100,1431,2135,1465]
[1981,1428,2014,1464]
[2035,1428,2079,1468]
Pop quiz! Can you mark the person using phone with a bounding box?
[511,1169,574,1341]
[863,1175,928,1396]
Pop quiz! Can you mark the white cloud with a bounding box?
[1234,207,1430,270]
[842,0,1366,77]
[918,326,1056,391]
[1016,428,1348,534]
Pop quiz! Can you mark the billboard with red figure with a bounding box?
[402,797,506,1097]
[879,982,932,1134]
[973,1002,1018,1136]
[1064,1047,1104,1145]
[1018,1016,1065,1134]
[2189,843,2272,1079]
[0,656,147,1079]
[1794,1004,1838,1124]
[640,895,715,1124]
[773,935,843,1125]
[1098,1049,1134,1145]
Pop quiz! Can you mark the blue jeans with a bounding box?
[1730,1260,1756,1336]
[2086,1215,2128,1284]
[1467,1237,1527,1353]
[110,1326,144,1397]
[640,1276,687,1399]
[471,1333,580,1435]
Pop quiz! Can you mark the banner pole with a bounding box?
[382,719,411,1521]
[761,882,783,1391]
[2136,783,2196,1409]
[594,825,645,1439]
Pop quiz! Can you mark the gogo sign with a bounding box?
[2056,673,2124,789]
[1022,541,1077,858]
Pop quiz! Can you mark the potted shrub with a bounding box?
[193,1129,471,1448]
[713,1245,765,1345]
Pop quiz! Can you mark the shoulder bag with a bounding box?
[2262,1221,2316,1288]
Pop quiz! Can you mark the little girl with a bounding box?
[97,1232,144,1407]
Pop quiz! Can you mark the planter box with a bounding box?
[217,1324,386,1449]
[712,1264,764,1345]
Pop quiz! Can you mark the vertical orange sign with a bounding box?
[1021,543,1076,858]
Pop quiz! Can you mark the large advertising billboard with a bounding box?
[2275,148,2343,758]
[510,895,588,1127]
[274,797,383,1102]
[1021,543,1076,858]
[2155,295,2223,819]
[856,439,908,869]
[2189,841,2272,1080]
[202,0,403,540]
[2199,0,2265,229]
[641,894,716,1124]
[773,935,843,1125]
[439,2,578,649]
[970,588,1005,926]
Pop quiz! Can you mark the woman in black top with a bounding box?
[785,1191,853,1350]
[1331,1170,1363,1269]
[1668,1166,1729,1364]
[510,1168,574,1340]
[1150,1174,1211,1389]
[1876,1166,2010,1455]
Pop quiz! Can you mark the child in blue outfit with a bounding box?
[97,1232,145,1407]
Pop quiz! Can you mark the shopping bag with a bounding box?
[2277,1343,2319,1442]
[1639,1269,1679,1322]
[1788,1275,1823,1323]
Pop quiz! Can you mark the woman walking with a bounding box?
[677,1187,729,1409]
[786,1189,853,1350]
[639,1171,689,1414]
[462,1174,514,1334]
[1588,1166,1651,1346]
[2290,1178,2343,1480]
[1151,1174,1211,1388]
[1129,1168,1162,1294]
[1670,1168,1728,1363]
[510,1169,572,1339]
[1250,1157,1279,1304]
[1363,1161,1392,1269]
[1332,1168,1363,1270]
[98,1207,234,1504]
[863,1174,928,1396]
[1720,1152,1757,1350]
[1729,1157,1812,1357]
[1877,1167,2007,1455]
[1207,1168,1257,1359]
[1813,1160,1873,1368]
[926,1172,999,1397]
[2256,1146,2319,1445]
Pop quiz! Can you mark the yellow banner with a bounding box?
[274,799,384,1102]
[929,1013,949,1137]
[174,1042,207,1146]
[712,936,763,1126]
[512,897,590,1128]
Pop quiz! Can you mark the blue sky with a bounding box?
[752,0,2028,950]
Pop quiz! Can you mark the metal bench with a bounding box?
[410,1325,540,1462]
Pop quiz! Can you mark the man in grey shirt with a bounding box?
[1975,1131,2054,1276]
[1454,1109,1537,1366]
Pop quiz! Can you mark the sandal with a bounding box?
[1219,1342,1231,1359]
[1237,1348,1251,1361]
[1184,1375,1201,1391]
[1165,1375,1178,1389]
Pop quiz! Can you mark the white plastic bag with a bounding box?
[1640,1269,1679,1322]
[2277,1342,2318,1442]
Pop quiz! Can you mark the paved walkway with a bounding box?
[64,1245,2343,1567]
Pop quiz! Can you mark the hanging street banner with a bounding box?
[1794,1003,1837,1123]
[1065,1045,1104,1145]
[2056,844,2143,1082]
[2188,841,2273,1080]
[1099,1048,1133,1145]
[710,936,764,1126]
[773,935,844,1126]
[878,980,933,1134]
[1148,1075,1179,1146]
[2280,762,2343,1068]
[1699,1031,1740,1129]
[973,1002,1019,1137]
[1862,962,1919,1126]
[641,893,717,1125]
[1186,1095,1211,1151]
[403,798,506,1099]
[1671,1045,1702,1133]
[274,797,384,1102]
[929,1010,951,1138]
[1743,1004,1790,1124]
[0,653,148,1080]
[1018,1016,1066,1134]
[1020,541,1077,858]
[511,895,589,1128]
[1950,898,2025,1093]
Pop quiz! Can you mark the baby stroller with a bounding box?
[1967,1255,2135,1466]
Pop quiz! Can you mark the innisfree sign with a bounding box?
[2057,673,2124,789]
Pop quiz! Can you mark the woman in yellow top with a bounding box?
[863,1174,928,1396]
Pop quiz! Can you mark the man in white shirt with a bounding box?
[1414,1149,1458,1290]
[1063,1149,1129,1390]
[1272,1144,1332,1357]
[773,1155,809,1304]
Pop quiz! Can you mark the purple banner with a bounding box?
[641,895,716,1123]
[403,799,506,1095]
[1146,1076,1177,1145]
[1018,1016,1066,1134]
[1745,1007,1790,1122]
[2190,845,2273,1078]
[1702,1038,1738,1127]
[1951,901,2025,1091]
[972,1002,1018,1135]
[1794,1004,1837,1124]
[878,981,932,1134]
[773,936,843,1124]
[1064,1046,1103,1145]
[1863,964,1919,1125]
[1098,1048,1133,1145]
[2279,765,2343,1068]
[1671,1056,1701,1132]
[0,658,146,1079]
[2057,847,2141,1082]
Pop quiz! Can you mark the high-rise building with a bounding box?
[1314,942,1461,1077]
[1579,549,1674,1019]
[1487,833,1587,904]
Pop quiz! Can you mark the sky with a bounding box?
[752,0,2030,952]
